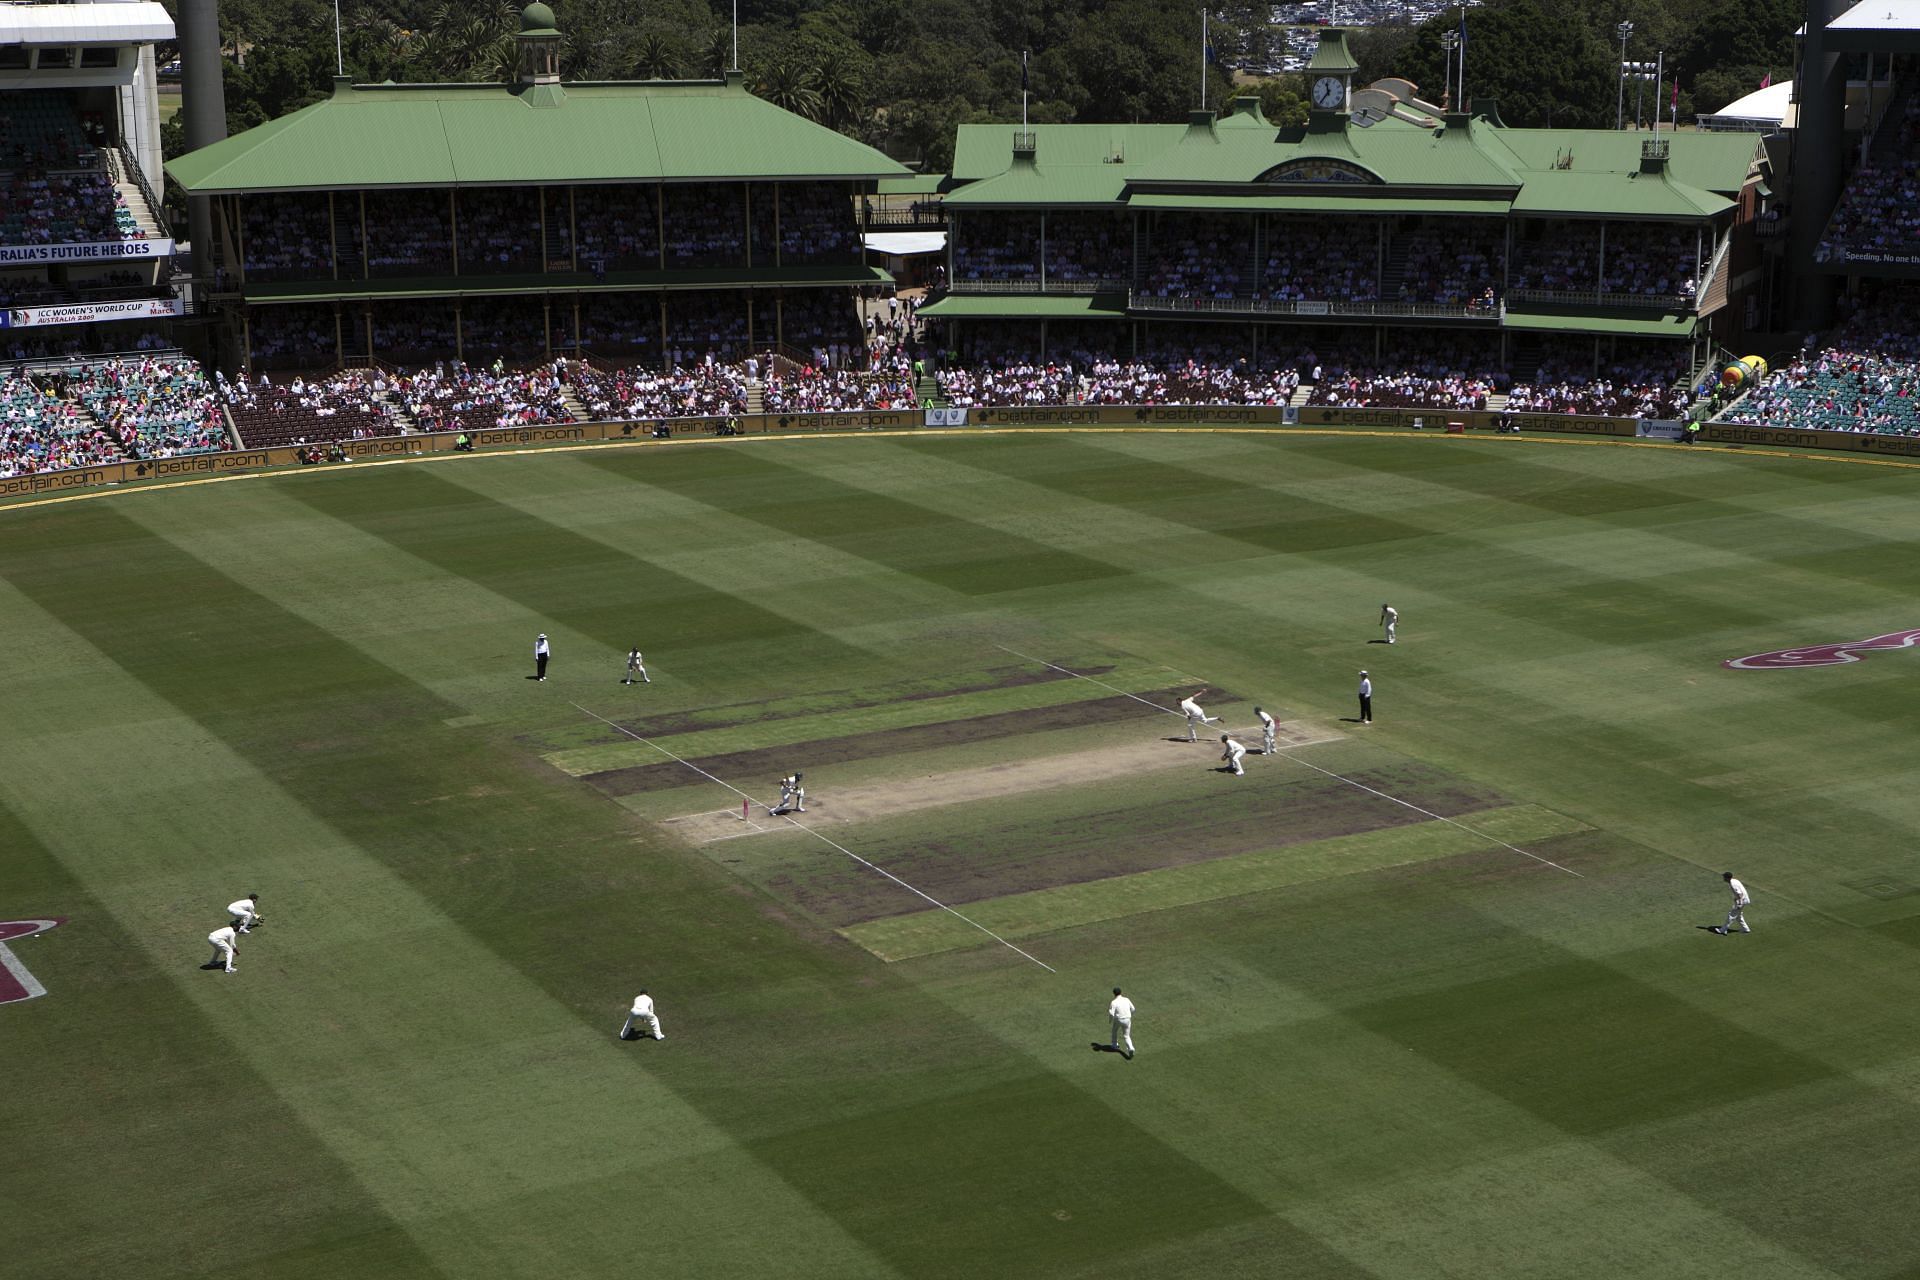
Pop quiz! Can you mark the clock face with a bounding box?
[1313,76,1345,109]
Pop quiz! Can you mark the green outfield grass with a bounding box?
[6,429,1920,1278]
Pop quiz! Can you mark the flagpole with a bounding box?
[1201,8,1208,110]
[1653,49,1663,134]
[334,0,343,75]
[1457,5,1466,109]
[1022,50,1029,130]
[731,0,739,71]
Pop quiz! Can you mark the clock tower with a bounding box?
[1305,28,1360,129]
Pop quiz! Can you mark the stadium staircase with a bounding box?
[333,202,363,279]
[557,384,591,421]
[102,148,165,241]
[1379,236,1410,300]
[375,388,419,433]
[745,379,765,415]
[1287,382,1314,409]
[1506,335,1547,387]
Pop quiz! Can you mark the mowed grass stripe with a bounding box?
[0,801,451,1280]
[3,498,1278,1278]
[584,445,1128,595]
[843,804,1591,960]
[0,509,900,1277]
[548,660,1195,776]
[899,432,1440,556]
[281,463,873,686]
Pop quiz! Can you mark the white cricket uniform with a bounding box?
[620,993,665,1040]
[1257,709,1278,754]
[1179,697,1216,742]
[227,899,258,931]
[1381,605,1398,643]
[1726,878,1752,933]
[1222,737,1247,776]
[207,926,239,972]
[1108,994,1136,1055]
[625,651,650,684]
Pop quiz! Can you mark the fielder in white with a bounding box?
[1108,987,1135,1059]
[1380,603,1398,644]
[623,648,650,684]
[619,989,666,1040]
[1178,694,1221,742]
[1220,734,1247,776]
[227,893,261,932]
[1720,873,1752,934]
[1255,706,1278,754]
[207,925,240,973]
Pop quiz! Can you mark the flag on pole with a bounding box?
[1760,70,1772,89]
[1022,49,1029,92]
[1671,78,1679,114]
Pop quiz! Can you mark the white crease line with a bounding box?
[997,645,1583,879]
[572,703,1057,972]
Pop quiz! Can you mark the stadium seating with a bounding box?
[242,193,335,282]
[1043,212,1132,284]
[0,369,124,477]
[563,360,748,419]
[954,210,1042,281]
[1721,297,1920,434]
[390,360,573,434]
[1142,213,1248,299]
[1258,218,1377,302]
[64,357,227,458]
[1506,340,1690,417]
[220,369,403,447]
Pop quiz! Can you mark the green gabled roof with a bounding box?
[168,76,909,194]
[1125,112,1523,188]
[877,174,946,196]
[950,122,1186,187]
[1497,129,1760,195]
[1510,169,1730,219]
[915,293,1127,319]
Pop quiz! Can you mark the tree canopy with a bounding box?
[162,0,1801,175]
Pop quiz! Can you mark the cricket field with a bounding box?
[4,427,1920,1278]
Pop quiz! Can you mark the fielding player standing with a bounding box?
[206,924,240,973]
[1717,873,1752,934]
[534,633,551,681]
[619,989,666,1040]
[1107,987,1136,1059]
[1380,603,1398,644]
[1357,670,1373,724]
[1220,734,1247,776]
[623,648,650,685]
[1255,706,1278,754]
[1179,693,1220,742]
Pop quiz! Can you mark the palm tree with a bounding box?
[702,27,734,77]
[813,54,863,129]
[634,34,679,80]
[753,61,821,119]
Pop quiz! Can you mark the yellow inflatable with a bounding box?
[1720,356,1770,391]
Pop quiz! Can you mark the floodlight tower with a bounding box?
[1615,20,1633,129]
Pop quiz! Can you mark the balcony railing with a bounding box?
[865,205,948,227]
[1505,286,1694,310]
[1126,293,1500,321]
[948,278,1129,295]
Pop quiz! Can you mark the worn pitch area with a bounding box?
[581,656,1584,960]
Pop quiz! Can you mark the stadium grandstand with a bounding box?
[917,29,1766,419]
[17,2,1920,485]
[1,0,181,366]
[151,3,909,448]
